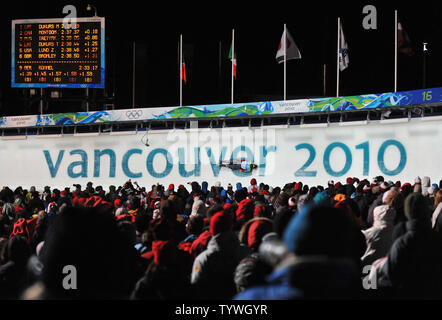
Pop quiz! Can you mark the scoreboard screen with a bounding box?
[11,17,105,88]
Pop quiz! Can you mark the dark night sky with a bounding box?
[0,0,441,115]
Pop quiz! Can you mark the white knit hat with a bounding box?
[288,197,296,208]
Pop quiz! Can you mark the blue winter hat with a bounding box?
[283,204,353,257]
[202,181,208,193]
[314,192,330,206]
[236,183,242,191]
[220,189,227,197]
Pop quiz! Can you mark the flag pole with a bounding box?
[231,28,235,104]
[132,41,136,109]
[394,10,398,92]
[284,23,287,101]
[336,17,340,97]
[323,64,327,96]
[179,34,183,106]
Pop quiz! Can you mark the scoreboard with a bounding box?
[11,17,105,88]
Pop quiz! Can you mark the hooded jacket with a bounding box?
[361,205,396,266]
[235,204,364,300]
[191,199,206,217]
[191,229,248,299]
[377,193,442,299]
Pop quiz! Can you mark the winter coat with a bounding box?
[355,192,374,227]
[377,219,442,299]
[234,255,362,300]
[191,230,248,299]
[131,240,193,300]
[366,193,383,227]
[432,203,442,231]
[189,230,212,259]
[361,205,396,267]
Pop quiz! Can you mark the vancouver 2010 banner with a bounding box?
[0,117,441,190]
[1,87,441,128]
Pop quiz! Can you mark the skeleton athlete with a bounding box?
[219,158,258,173]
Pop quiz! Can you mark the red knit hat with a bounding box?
[247,219,274,252]
[210,211,233,235]
[236,198,254,221]
[114,199,122,207]
[152,240,177,265]
[10,218,30,241]
[253,204,266,218]
[346,177,353,185]
[250,178,257,185]
[168,184,174,191]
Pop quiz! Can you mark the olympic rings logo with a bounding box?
[126,110,143,119]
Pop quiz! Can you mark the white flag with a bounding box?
[276,28,301,64]
[339,23,349,71]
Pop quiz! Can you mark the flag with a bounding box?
[228,41,237,79]
[397,18,414,56]
[339,22,349,71]
[276,28,301,64]
[181,60,187,84]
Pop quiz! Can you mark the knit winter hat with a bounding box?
[152,240,177,265]
[236,198,255,221]
[314,192,330,206]
[168,184,174,191]
[404,193,430,221]
[379,182,389,192]
[254,204,267,218]
[210,210,233,235]
[250,178,257,186]
[288,197,297,208]
[428,187,435,196]
[334,194,347,202]
[247,219,274,252]
[283,204,353,257]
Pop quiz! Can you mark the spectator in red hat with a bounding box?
[191,209,247,299]
[21,206,140,300]
[239,217,274,253]
[131,218,193,300]
[235,198,255,230]
[188,204,224,259]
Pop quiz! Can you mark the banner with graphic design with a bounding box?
[1,117,441,190]
[1,87,441,129]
